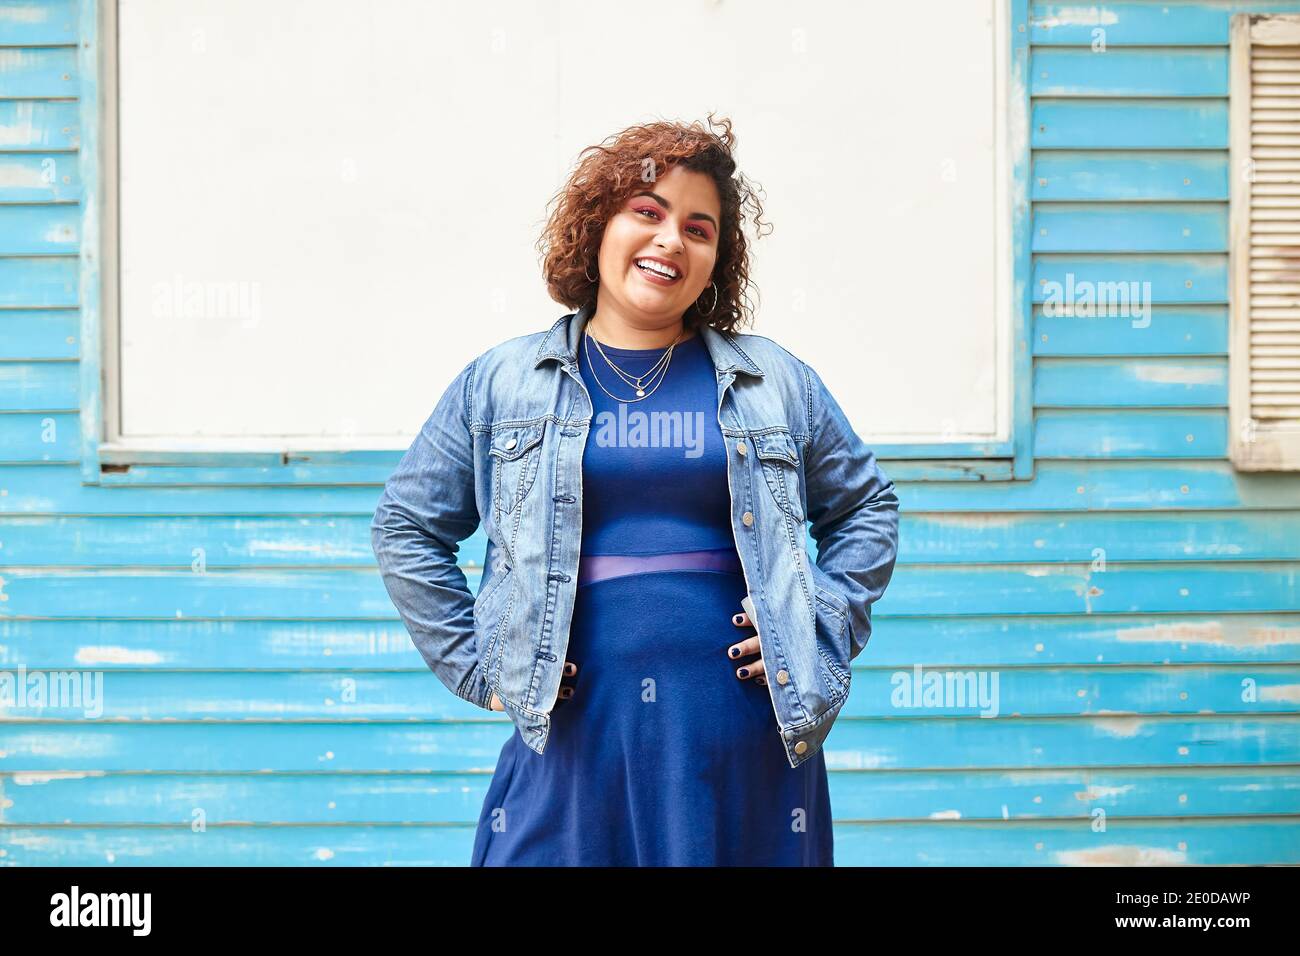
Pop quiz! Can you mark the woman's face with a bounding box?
[595,165,722,326]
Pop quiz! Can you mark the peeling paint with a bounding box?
[10,771,103,785]
[1035,7,1120,29]
[1260,683,1300,705]
[0,157,52,184]
[1092,715,1147,737]
[1074,783,1135,801]
[74,646,163,665]
[1056,845,1187,866]
[0,5,48,25]
[1117,620,1300,648]
[1132,363,1222,386]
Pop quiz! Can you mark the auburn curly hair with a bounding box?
[536,113,770,335]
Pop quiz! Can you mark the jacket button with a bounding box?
[505,437,518,450]
[776,669,789,685]
[737,440,747,456]
[794,740,808,755]
[742,511,754,526]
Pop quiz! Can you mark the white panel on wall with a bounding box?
[115,0,1011,449]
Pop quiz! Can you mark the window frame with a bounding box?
[78,0,1035,487]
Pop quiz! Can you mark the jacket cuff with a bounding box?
[456,659,495,712]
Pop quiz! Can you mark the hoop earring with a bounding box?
[584,263,599,283]
[697,281,719,316]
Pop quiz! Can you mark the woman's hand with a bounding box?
[727,606,767,687]
[489,660,579,711]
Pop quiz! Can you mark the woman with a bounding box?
[373,115,900,866]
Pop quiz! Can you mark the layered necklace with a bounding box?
[583,322,689,403]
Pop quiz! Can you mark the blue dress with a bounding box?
[470,329,834,866]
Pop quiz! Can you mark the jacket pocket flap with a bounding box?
[489,421,544,461]
[752,430,799,466]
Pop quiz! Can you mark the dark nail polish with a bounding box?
[729,647,740,657]
[738,668,748,677]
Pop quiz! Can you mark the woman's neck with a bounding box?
[586,312,696,350]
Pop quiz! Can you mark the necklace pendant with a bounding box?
[635,387,645,397]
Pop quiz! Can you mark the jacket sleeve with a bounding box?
[800,359,900,661]
[370,357,494,711]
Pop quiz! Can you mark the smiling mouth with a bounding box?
[633,258,682,284]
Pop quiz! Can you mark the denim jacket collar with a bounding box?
[533,300,765,379]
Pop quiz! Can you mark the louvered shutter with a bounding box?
[1230,14,1300,469]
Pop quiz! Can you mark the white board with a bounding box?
[114,0,1012,449]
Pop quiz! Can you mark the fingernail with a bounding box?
[738,668,749,678]
[757,677,767,686]
[729,646,740,657]
[732,614,743,624]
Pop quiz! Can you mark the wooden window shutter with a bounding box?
[1230,14,1300,469]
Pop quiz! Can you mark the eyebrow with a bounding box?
[630,190,718,232]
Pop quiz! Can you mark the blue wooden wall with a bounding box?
[2,0,1299,865]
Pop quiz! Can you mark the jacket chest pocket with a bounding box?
[489,420,546,519]
[750,429,804,521]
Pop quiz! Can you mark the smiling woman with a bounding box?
[458,116,846,867]
[373,111,900,867]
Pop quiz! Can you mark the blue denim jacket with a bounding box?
[371,302,900,768]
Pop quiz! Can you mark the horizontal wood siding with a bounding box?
[1,0,1299,865]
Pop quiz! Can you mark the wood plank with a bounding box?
[1032,48,1228,97]
[3,767,1295,825]
[1,716,1295,772]
[0,45,77,97]
[1034,357,1226,405]
[11,609,1300,673]
[3,665,1295,720]
[1032,99,1227,148]
[0,410,77,460]
[1033,305,1226,355]
[1,561,1296,617]
[2,817,1297,865]
[0,309,78,358]
[0,202,76,253]
[1032,151,1228,200]
[4,508,1300,566]
[1034,408,1227,457]
[7,460,1300,513]
[900,509,1300,561]
[0,358,75,409]
[0,255,77,306]
[1033,254,1228,305]
[0,0,77,45]
[0,151,81,200]
[1033,202,1227,252]
[4,612,1296,670]
[1031,3,1235,45]
[899,459,1300,510]
[0,98,77,147]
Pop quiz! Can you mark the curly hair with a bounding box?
[536,113,770,335]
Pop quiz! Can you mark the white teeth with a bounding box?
[635,258,679,279]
